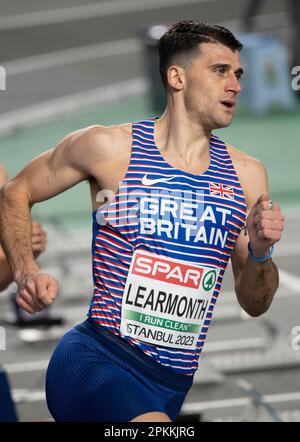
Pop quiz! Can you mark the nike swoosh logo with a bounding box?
[141,175,174,186]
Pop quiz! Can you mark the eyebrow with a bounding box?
[209,63,244,76]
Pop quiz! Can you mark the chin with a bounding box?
[210,120,232,130]
[214,115,234,129]
[222,119,233,128]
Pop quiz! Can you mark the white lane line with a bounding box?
[218,286,300,305]
[12,388,300,406]
[0,77,148,137]
[4,38,140,76]
[205,337,265,353]
[0,0,219,31]
[2,336,264,374]
[182,391,300,413]
[13,389,46,403]
[4,360,49,373]
[279,269,300,293]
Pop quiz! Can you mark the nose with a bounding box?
[225,73,242,96]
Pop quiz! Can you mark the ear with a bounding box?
[166,65,185,91]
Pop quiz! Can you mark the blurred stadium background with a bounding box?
[0,0,300,422]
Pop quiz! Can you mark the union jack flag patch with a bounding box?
[209,182,235,200]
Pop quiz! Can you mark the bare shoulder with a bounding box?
[80,122,131,148]
[226,143,265,174]
[226,143,268,208]
[66,123,132,166]
[92,122,132,158]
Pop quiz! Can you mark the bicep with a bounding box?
[4,128,92,205]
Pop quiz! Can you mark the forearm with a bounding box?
[235,257,279,317]
[0,184,40,282]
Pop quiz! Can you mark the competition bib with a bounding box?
[120,250,219,350]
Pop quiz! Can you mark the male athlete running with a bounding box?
[0,22,284,422]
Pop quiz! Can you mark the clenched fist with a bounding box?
[246,193,285,257]
[16,272,59,314]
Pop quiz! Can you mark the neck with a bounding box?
[155,101,212,162]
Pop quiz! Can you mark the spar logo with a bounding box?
[131,252,211,289]
[202,270,217,291]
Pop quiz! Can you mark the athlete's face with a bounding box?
[182,42,243,129]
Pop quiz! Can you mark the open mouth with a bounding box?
[221,100,235,110]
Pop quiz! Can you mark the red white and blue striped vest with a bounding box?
[88,119,247,376]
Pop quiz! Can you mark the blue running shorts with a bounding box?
[45,318,194,422]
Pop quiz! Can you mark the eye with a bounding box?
[214,67,226,75]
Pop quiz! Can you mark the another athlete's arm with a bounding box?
[0,165,14,290]
[230,154,284,317]
[0,248,12,291]
[0,126,105,310]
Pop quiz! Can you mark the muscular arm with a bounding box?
[0,123,131,313]
[1,164,48,291]
[0,126,100,283]
[230,152,284,317]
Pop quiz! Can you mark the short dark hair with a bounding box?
[157,20,243,89]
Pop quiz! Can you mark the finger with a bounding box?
[22,280,45,310]
[32,238,47,249]
[255,193,269,206]
[31,225,44,236]
[32,231,47,242]
[32,243,46,252]
[259,200,273,211]
[35,276,58,306]
[257,228,282,242]
[22,278,36,296]
[32,236,47,256]
[46,278,59,300]
[254,216,284,231]
[32,226,47,239]
[253,200,275,217]
[18,289,40,313]
[22,288,45,312]
[16,296,36,315]
[254,211,284,223]
[32,231,46,240]
[32,237,47,249]
[31,220,41,230]
[257,221,284,232]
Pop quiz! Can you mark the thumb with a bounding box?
[255,193,269,205]
[34,274,59,306]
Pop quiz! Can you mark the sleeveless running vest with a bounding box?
[88,119,247,376]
